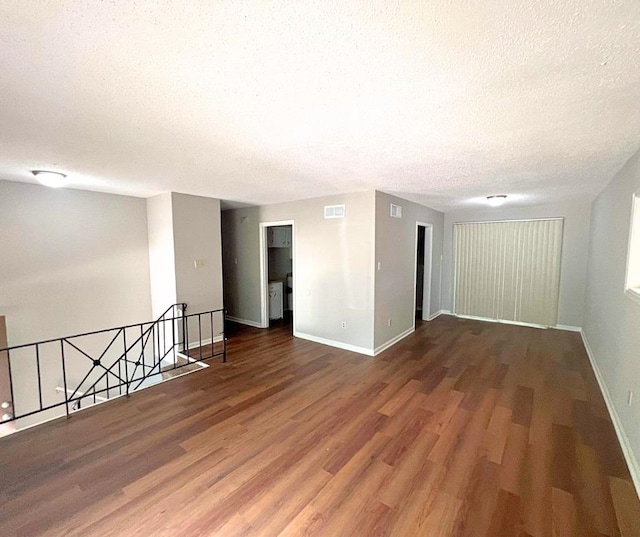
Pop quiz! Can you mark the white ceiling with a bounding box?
[1,1,639,211]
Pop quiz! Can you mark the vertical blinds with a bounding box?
[453,219,564,326]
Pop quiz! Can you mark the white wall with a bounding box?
[442,199,592,328]
[222,191,376,352]
[583,148,640,487]
[374,192,445,350]
[147,193,177,317]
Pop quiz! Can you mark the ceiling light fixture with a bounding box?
[486,195,507,207]
[32,170,67,188]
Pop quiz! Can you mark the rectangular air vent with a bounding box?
[390,204,403,218]
[324,204,346,219]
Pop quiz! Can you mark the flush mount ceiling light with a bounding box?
[486,195,507,207]
[32,170,67,188]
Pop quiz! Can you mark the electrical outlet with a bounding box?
[377,262,381,271]
[387,319,391,326]
[341,321,346,329]
[194,259,205,269]
[628,390,634,407]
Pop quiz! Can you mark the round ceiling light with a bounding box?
[32,170,67,188]
[486,195,507,207]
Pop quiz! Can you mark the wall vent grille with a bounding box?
[390,204,403,218]
[324,205,346,219]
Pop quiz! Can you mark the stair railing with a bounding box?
[0,304,226,427]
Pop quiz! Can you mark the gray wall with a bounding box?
[147,192,224,318]
[0,180,152,427]
[222,191,376,351]
[374,192,444,349]
[0,180,152,344]
[442,199,592,328]
[172,193,224,315]
[583,148,640,482]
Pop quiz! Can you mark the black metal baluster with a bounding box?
[198,314,203,362]
[60,340,70,417]
[35,344,43,411]
[172,312,177,369]
[185,316,190,358]
[210,311,214,359]
[5,349,15,422]
[120,329,126,396]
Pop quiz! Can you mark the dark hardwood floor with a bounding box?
[1,316,639,536]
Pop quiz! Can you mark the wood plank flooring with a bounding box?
[0,316,639,536]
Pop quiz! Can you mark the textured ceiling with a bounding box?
[1,1,640,211]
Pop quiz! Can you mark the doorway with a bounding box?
[414,223,433,324]
[259,221,295,331]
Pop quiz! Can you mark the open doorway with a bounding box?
[259,221,295,331]
[414,223,433,324]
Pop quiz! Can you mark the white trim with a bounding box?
[624,192,640,296]
[225,316,263,328]
[184,335,223,351]
[580,330,640,497]
[427,310,445,321]
[174,352,210,368]
[293,330,374,356]
[374,327,414,355]
[259,220,296,331]
[452,313,548,330]
[625,288,640,306]
[554,324,582,332]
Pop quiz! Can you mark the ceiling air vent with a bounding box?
[324,204,346,219]
[390,204,403,218]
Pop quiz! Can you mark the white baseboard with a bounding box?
[427,310,445,321]
[554,324,582,332]
[293,331,374,356]
[447,313,582,333]
[580,330,640,497]
[185,335,224,350]
[226,316,263,328]
[374,327,414,355]
[453,313,547,329]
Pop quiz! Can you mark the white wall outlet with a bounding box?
[341,321,346,329]
[194,259,205,269]
[387,318,392,326]
[234,257,238,265]
[628,390,633,407]
[377,262,381,271]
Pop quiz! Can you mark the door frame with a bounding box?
[259,220,295,329]
[413,222,433,326]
